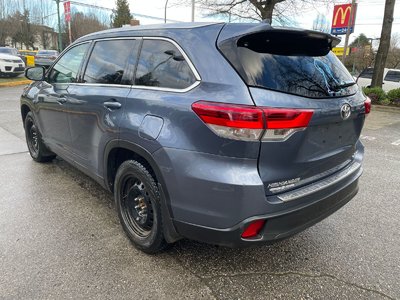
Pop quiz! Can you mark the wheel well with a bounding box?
[107,147,157,192]
[21,104,30,123]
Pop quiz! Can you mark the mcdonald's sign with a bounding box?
[331,3,357,35]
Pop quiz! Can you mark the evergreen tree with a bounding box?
[112,0,132,28]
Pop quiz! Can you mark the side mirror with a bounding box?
[25,67,45,81]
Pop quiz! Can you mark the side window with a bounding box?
[48,43,89,84]
[359,68,374,79]
[384,71,400,82]
[135,40,197,90]
[83,39,139,85]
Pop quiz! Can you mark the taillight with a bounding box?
[262,108,313,141]
[192,101,314,141]
[241,219,266,239]
[364,96,371,114]
[191,101,265,141]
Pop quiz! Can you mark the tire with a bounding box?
[24,111,56,162]
[114,160,168,254]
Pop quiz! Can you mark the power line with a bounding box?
[56,0,182,22]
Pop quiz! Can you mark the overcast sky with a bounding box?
[82,0,400,45]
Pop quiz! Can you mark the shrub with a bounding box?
[380,98,391,106]
[362,87,387,104]
[387,88,400,106]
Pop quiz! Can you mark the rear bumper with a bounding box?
[153,145,363,247]
[174,173,360,247]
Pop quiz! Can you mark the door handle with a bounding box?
[57,97,67,105]
[103,100,122,110]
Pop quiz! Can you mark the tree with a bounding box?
[68,12,108,44]
[386,33,400,68]
[5,10,36,49]
[112,0,132,28]
[371,0,396,88]
[350,34,371,48]
[195,0,333,24]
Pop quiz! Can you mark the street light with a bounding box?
[55,0,62,52]
[164,0,168,24]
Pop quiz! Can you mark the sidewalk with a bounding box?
[0,76,31,88]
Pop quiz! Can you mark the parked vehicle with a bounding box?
[21,23,369,253]
[357,67,400,91]
[0,47,25,77]
[34,49,59,67]
[18,49,38,67]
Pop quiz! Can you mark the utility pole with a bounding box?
[342,0,356,64]
[191,0,195,22]
[55,0,62,52]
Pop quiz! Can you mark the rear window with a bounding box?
[219,31,357,98]
[135,40,196,90]
[384,70,400,82]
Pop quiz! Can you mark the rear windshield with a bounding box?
[219,31,357,98]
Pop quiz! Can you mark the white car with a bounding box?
[0,51,26,77]
[357,68,400,92]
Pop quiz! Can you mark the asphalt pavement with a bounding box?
[0,86,399,299]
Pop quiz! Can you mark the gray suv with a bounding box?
[21,23,370,253]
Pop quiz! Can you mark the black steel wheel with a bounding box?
[115,160,167,254]
[24,112,55,162]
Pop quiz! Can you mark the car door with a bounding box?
[66,38,140,178]
[35,42,90,155]
[383,70,400,91]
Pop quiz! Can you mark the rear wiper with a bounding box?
[330,80,356,91]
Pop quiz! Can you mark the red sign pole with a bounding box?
[63,1,72,44]
[342,0,357,64]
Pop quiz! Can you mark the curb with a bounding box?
[373,104,400,113]
[0,80,32,88]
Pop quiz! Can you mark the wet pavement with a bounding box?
[0,86,399,299]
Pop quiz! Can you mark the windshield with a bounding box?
[0,48,14,55]
[219,31,357,98]
[38,50,57,56]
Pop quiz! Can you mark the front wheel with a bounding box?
[114,160,167,254]
[24,112,55,162]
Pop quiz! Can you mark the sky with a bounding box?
[74,0,400,46]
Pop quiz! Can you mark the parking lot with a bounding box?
[0,86,399,299]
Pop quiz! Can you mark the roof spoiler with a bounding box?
[217,23,341,51]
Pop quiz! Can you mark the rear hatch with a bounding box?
[218,24,367,196]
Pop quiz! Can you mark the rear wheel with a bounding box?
[24,112,55,162]
[114,160,167,254]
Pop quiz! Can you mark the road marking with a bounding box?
[391,139,400,146]
[360,135,376,141]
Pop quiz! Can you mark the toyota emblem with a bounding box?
[340,103,351,120]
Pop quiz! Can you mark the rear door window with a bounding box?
[384,70,400,82]
[83,39,139,85]
[219,31,357,98]
[135,39,196,90]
